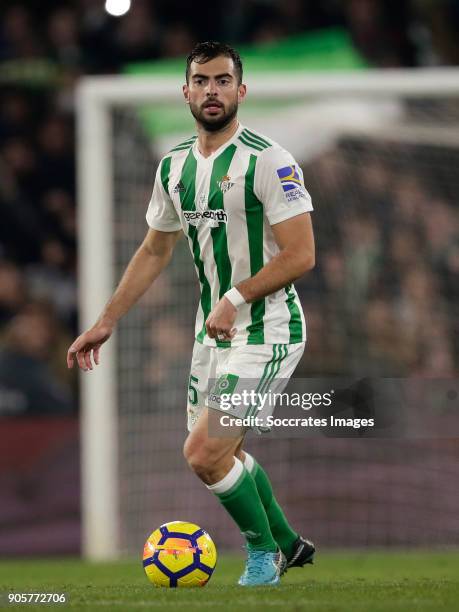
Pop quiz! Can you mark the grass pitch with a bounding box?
[1,551,458,611]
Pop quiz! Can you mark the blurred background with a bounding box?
[1,0,459,557]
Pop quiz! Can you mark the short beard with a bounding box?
[190,99,238,133]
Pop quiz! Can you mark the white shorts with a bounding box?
[186,341,305,432]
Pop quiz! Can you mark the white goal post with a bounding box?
[77,69,459,560]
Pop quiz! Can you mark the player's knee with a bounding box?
[187,454,210,479]
[183,434,198,464]
[183,436,204,469]
[185,448,213,476]
[183,438,216,479]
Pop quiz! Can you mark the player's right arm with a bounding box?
[67,227,181,371]
[68,156,181,371]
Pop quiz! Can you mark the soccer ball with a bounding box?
[142,521,217,587]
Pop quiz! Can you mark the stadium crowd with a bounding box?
[1,0,459,414]
[300,141,459,377]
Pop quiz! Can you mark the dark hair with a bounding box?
[186,41,243,84]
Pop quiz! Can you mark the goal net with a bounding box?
[77,71,459,559]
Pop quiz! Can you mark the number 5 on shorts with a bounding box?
[188,374,199,406]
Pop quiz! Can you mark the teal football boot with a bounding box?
[238,548,286,586]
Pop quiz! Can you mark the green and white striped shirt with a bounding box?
[146,123,313,348]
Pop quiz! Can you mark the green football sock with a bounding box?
[243,452,298,559]
[206,457,277,552]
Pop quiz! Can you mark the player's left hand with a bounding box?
[205,297,237,341]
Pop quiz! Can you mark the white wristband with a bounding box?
[224,287,246,308]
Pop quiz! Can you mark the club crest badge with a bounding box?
[217,175,234,194]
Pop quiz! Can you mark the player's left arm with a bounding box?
[206,148,315,340]
[238,212,315,301]
[205,213,314,340]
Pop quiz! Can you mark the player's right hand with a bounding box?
[67,324,113,371]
